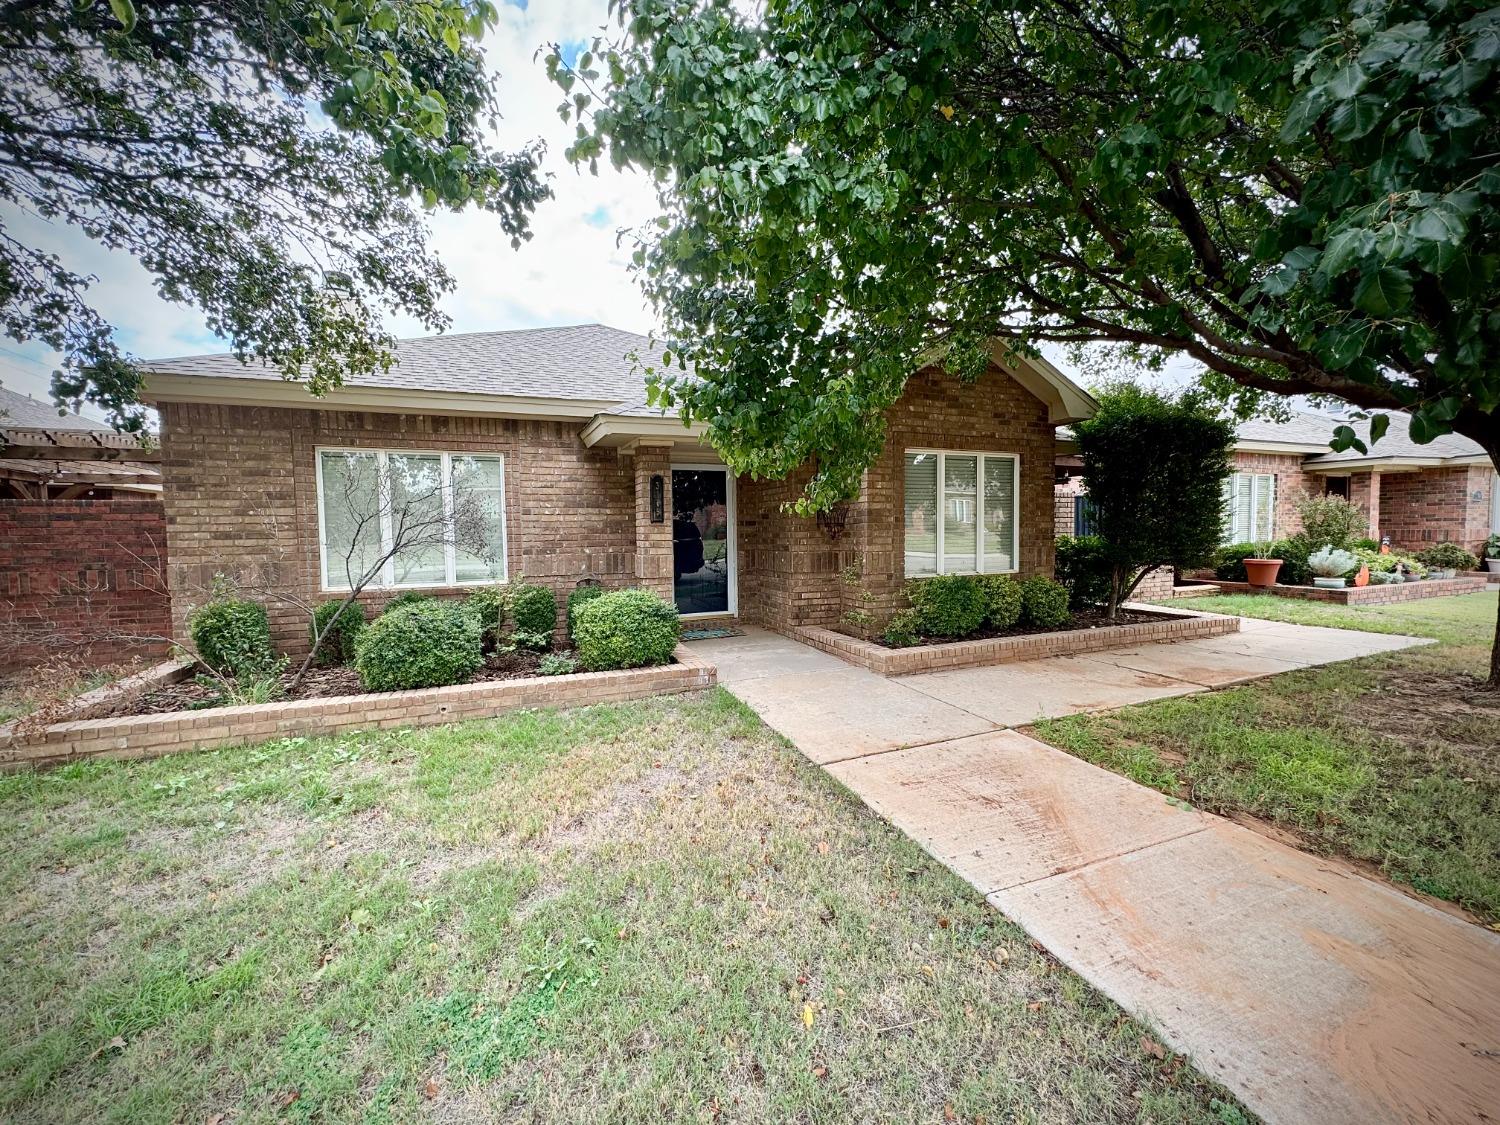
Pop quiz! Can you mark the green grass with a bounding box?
[1035,591,1500,922]
[0,690,1249,1124]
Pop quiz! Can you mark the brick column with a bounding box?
[631,443,675,600]
[1366,471,1382,539]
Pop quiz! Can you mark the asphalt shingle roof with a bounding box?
[0,384,114,432]
[1299,410,1484,464]
[145,324,671,407]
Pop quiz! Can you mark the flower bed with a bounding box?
[797,605,1238,676]
[0,646,715,772]
[1204,575,1489,605]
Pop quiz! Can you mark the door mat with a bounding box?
[680,626,745,641]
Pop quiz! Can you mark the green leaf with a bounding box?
[442,26,461,54]
[1318,228,1372,277]
[1330,424,1367,454]
[1352,268,1413,317]
[107,0,136,33]
[1328,95,1385,140]
[1368,413,1390,444]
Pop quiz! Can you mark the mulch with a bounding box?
[870,608,1166,649]
[98,650,556,718]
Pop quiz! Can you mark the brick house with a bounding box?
[140,324,1096,651]
[1056,408,1499,554]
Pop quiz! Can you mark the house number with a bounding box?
[650,474,665,523]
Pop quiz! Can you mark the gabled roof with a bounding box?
[0,384,114,432]
[1299,411,1486,468]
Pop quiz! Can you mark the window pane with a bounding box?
[1254,474,1275,542]
[319,451,383,590]
[452,455,506,582]
[904,453,939,577]
[982,456,1016,572]
[942,455,978,573]
[387,453,447,586]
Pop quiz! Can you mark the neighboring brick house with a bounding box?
[141,325,1096,651]
[1056,408,1499,554]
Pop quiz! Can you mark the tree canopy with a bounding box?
[554,0,1498,513]
[2,0,548,429]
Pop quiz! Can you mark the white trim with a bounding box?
[904,447,1021,578]
[671,463,737,618]
[314,445,508,593]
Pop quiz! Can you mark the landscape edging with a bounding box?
[1205,575,1488,605]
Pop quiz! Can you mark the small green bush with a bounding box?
[1020,576,1071,628]
[309,600,366,667]
[573,589,680,671]
[354,601,483,691]
[980,575,1023,629]
[189,597,276,678]
[1296,493,1364,551]
[1267,534,1314,586]
[567,582,606,639]
[538,652,577,676]
[1213,542,1264,582]
[384,590,434,614]
[510,582,558,636]
[881,609,921,648]
[907,575,987,638]
[1352,537,1380,552]
[1054,535,1112,609]
[462,586,508,647]
[508,629,553,652]
[1416,542,1479,571]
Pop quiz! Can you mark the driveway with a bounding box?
[689,624,1500,1125]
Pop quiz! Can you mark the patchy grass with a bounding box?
[1035,592,1500,923]
[0,690,1250,1124]
[0,659,143,725]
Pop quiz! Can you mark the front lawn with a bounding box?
[0,690,1248,1124]
[1034,592,1500,923]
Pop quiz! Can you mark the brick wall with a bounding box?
[1379,466,1495,553]
[0,500,171,668]
[158,402,636,651]
[1230,451,1313,539]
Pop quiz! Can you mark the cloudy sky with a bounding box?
[0,0,664,417]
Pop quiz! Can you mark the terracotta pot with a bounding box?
[1353,565,1369,587]
[1243,558,1282,588]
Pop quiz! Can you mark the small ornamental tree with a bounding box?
[1073,388,1236,617]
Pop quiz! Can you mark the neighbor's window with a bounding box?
[904,450,1019,577]
[316,449,507,590]
[1223,472,1275,544]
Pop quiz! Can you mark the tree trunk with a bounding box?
[1450,417,1500,690]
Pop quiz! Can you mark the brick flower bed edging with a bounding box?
[1205,575,1489,606]
[1,646,716,772]
[793,606,1240,677]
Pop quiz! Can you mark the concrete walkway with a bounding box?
[690,624,1500,1125]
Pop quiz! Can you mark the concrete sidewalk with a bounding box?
[690,624,1500,1125]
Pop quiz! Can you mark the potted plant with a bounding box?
[1308,545,1358,589]
[1415,542,1478,580]
[1242,543,1282,588]
[1485,534,1500,574]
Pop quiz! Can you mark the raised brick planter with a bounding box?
[794,606,1239,677]
[1,646,715,772]
[1205,575,1488,605]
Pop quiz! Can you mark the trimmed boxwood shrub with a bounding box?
[1213,542,1262,582]
[980,575,1023,629]
[354,600,483,691]
[1416,542,1479,571]
[1054,535,1112,609]
[567,582,606,639]
[189,597,276,677]
[510,582,558,636]
[309,600,366,667]
[908,575,987,638]
[463,586,508,648]
[881,609,921,648]
[1020,576,1071,628]
[383,590,434,614]
[573,589,680,671]
[1267,534,1314,586]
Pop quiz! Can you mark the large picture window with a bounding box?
[904,450,1019,577]
[1223,472,1275,544]
[316,448,507,591]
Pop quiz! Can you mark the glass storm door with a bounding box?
[672,467,732,615]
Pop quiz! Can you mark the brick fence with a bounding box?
[1204,575,1489,605]
[0,500,171,669]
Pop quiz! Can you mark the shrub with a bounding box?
[907,575,987,638]
[538,652,577,676]
[189,596,276,678]
[1308,545,1358,578]
[573,589,680,670]
[1352,537,1380,552]
[384,590,433,614]
[1266,534,1314,586]
[567,582,607,639]
[881,609,921,648]
[1021,576,1071,628]
[508,629,553,652]
[309,600,366,667]
[510,582,558,636]
[1296,493,1364,551]
[1416,542,1478,571]
[1485,534,1500,560]
[980,575,1023,629]
[1214,542,1264,582]
[1054,535,1112,609]
[463,586,508,647]
[354,601,483,691]
[1354,546,1397,575]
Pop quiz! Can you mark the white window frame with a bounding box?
[1223,471,1276,544]
[904,448,1021,577]
[314,446,508,592]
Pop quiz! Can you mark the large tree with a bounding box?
[553,0,1500,680]
[1,0,547,429]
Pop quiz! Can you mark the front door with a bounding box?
[672,467,734,616]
